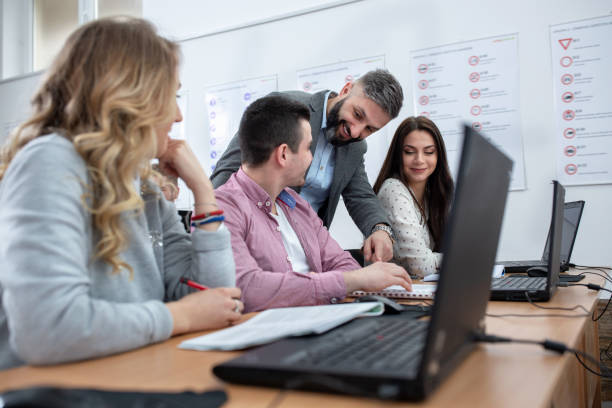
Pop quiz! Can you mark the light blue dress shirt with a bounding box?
[300,91,336,213]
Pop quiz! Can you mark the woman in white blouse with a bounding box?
[373,117,454,278]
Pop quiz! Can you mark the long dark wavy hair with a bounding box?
[373,116,454,251]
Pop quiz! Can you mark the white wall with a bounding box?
[142,0,612,267]
[1,0,32,79]
[0,1,608,267]
[143,0,362,41]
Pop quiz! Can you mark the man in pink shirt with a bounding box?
[215,95,412,312]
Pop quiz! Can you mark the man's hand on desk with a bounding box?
[363,227,394,263]
[343,262,412,294]
[167,287,243,336]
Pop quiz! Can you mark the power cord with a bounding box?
[473,332,612,378]
[558,282,612,322]
[560,282,612,293]
[486,292,590,318]
[570,263,611,271]
[576,271,612,285]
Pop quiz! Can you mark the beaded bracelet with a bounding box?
[191,209,224,221]
[191,215,225,227]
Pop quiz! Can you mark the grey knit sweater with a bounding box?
[0,134,235,369]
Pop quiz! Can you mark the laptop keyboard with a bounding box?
[285,317,428,372]
[491,276,547,290]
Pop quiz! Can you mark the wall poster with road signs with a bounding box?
[204,75,278,173]
[410,34,525,190]
[296,55,387,184]
[550,15,612,186]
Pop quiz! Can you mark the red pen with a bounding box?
[179,277,208,291]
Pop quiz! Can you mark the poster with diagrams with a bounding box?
[410,34,525,190]
[296,55,387,184]
[550,15,612,186]
[204,75,278,173]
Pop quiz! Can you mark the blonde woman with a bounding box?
[0,17,241,369]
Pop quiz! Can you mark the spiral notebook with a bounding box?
[352,284,436,299]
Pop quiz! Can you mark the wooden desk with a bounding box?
[0,272,603,408]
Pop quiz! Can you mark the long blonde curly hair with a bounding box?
[0,17,179,275]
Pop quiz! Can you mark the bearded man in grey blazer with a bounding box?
[211,69,403,263]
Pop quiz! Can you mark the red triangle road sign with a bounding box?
[559,38,572,50]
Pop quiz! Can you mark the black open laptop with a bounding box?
[490,181,564,302]
[497,200,584,273]
[213,125,513,401]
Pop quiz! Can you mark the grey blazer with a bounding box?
[210,90,390,237]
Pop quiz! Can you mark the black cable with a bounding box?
[486,292,590,318]
[602,337,612,362]
[571,279,612,358]
[570,263,612,271]
[574,349,612,378]
[473,333,612,378]
[486,312,589,318]
[525,291,590,313]
[592,292,612,322]
[563,282,612,294]
[557,281,612,321]
[577,271,612,285]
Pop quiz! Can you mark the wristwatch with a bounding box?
[371,224,395,243]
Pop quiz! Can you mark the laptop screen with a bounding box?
[542,201,584,265]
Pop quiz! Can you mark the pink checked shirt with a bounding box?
[215,168,359,312]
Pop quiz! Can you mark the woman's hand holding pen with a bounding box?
[166,287,244,336]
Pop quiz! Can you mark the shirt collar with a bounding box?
[235,168,296,212]
[320,90,333,131]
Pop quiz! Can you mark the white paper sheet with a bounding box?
[179,302,384,351]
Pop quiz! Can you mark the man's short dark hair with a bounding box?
[239,95,311,166]
[354,69,404,119]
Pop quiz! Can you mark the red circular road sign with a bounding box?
[562,91,574,103]
[420,111,430,117]
[563,128,576,139]
[560,56,573,67]
[303,82,312,91]
[470,88,481,99]
[469,72,480,82]
[418,79,429,89]
[418,64,428,74]
[565,164,577,175]
[468,55,480,66]
[562,110,575,121]
[470,105,482,116]
[564,145,577,157]
[345,74,354,83]
[561,74,573,85]
[419,95,429,105]
[472,122,482,131]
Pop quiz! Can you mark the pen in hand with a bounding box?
[179,277,208,291]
